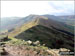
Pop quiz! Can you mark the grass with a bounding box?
[3,38,49,51]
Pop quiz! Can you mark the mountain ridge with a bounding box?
[8,15,74,38]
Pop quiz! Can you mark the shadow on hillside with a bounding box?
[15,25,74,51]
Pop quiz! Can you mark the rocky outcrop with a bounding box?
[3,45,51,56]
[0,45,71,56]
[0,36,8,42]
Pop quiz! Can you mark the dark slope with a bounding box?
[15,25,74,51]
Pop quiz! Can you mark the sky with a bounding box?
[1,1,74,17]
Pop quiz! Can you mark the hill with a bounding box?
[43,15,74,33]
[58,15,75,26]
[8,15,74,51]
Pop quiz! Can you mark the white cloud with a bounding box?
[1,1,50,17]
[1,1,74,17]
[48,1,74,15]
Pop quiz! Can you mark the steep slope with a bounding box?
[15,25,74,51]
[8,15,74,51]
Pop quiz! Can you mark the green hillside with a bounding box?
[15,25,74,51]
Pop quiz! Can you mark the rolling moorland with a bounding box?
[0,15,74,56]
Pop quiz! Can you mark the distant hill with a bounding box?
[58,15,75,26]
[1,17,23,31]
[58,15,75,19]
[43,15,75,26]
[43,15,74,33]
[43,14,63,22]
[8,15,74,51]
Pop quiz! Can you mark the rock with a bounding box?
[43,44,45,46]
[27,40,32,45]
[33,41,40,45]
[0,47,5,54]
[0,36,8,42]
[59,48,70,52]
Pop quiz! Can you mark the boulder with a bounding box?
[33,41,40,46]
[59,48,70,52]
[27,40,32,45]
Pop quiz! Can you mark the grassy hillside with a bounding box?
[15,25,74,51]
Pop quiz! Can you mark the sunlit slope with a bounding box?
[8,19,38,37]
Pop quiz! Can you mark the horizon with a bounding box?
[1,1,74,18]
[1,14,75,18]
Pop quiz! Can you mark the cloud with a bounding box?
[1,1,50,17]
[48,1,74,15]
[1,1,74,17]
